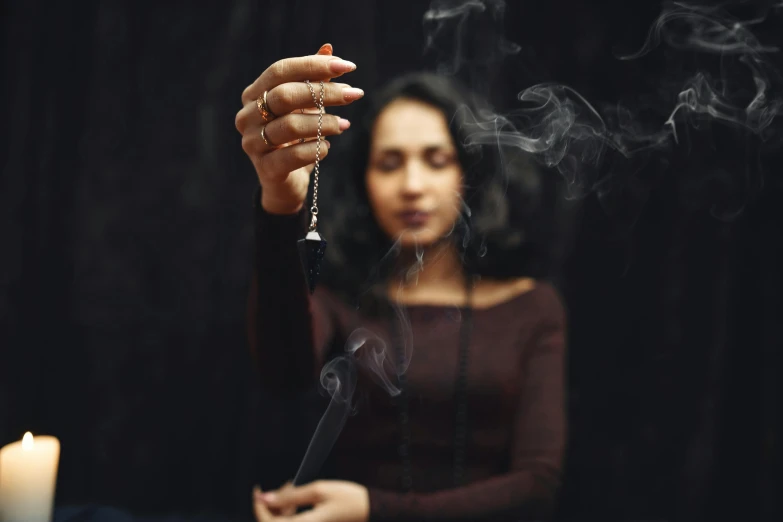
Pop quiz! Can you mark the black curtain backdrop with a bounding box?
[1,0,781,521]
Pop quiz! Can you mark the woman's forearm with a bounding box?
[247,189,335,394]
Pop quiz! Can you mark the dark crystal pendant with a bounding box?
[297,230,327,294]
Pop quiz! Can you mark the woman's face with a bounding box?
[365,98,464,249]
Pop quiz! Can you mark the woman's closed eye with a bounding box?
[425,148,456,169]
[375,151,403,172]
[374,148,456,172]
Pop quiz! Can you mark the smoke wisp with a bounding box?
[293,0,783,485]
[428,0,782,218]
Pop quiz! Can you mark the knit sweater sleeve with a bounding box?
[246,191,338,395]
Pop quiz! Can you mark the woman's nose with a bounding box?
[400,161,427,195]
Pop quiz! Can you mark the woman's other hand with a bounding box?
[252,483,296,520]
[252,480,369,522]
[235,44,364,215]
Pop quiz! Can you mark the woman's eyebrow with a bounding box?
[374,144,453,154]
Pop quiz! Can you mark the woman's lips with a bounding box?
[398,210,431,228]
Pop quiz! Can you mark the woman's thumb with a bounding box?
[252,485,273,521]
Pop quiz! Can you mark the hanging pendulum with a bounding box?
[298,220,327,294]
[297,79,327,294]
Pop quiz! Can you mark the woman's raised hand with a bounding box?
[235,44,364,214]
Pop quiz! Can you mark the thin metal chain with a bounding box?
[305,80,325,232]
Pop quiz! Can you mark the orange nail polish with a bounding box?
[317,43,333,56]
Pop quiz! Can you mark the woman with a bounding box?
[235,44,567,522]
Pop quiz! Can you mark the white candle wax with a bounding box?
[0,433,60,522]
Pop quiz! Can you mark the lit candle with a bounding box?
[0,432,60,522]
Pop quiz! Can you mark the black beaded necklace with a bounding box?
[389,272,475,491]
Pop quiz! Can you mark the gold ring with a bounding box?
[260,125,275,147]
[256,91,276,122]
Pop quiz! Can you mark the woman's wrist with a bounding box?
[260,189,304,215]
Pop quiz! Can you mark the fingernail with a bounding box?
[262,493,277,502]
[342,87,365,101]
[318,43,333,55]
[338,117,351,131]
[329,59,357,74]
[324,140,331,149]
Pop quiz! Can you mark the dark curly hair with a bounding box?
[318,72,549,308]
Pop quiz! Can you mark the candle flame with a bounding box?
[22,431,34,451]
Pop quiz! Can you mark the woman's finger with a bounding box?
[242,113,344,155]
[267,81,364,116]
[261,481,327,511]
[235,83,362,133]
[263,113,349,150]
[277,481,297,517]
[255,140,331,184]
[242,55,356,106]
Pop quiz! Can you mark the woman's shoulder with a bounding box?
[473,276,555,306]
[475,277,566,322]
[473,276,535,309]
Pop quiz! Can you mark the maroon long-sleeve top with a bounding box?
[248,199,568,521]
